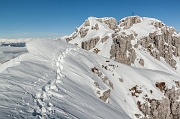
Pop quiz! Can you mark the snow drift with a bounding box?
[0,39,180,119]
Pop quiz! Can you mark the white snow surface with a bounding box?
[68,16,180,76]
[0,39,129,119]
[69,17,114,58]
[0,16,179,119]
[122,17,159,39]
[0,39,180,119]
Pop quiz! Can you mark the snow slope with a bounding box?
[0,39,129,119]
[69,17,114,58]
[0,39,180,119]
[67,16,180,76]
[68,16,162,58]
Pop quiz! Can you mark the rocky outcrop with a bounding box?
[136,27,179,68]
[129,85,143,97]
[91,67,114,90]
[79,27,89,38]
[174,36,180,57]
[97,17,117,30]
[66,26,89,41]
[84,20,90,26]
[137,81,180,119]
[91,67,113,103]
[64,16,180,119]
[153,21,164,28]
[110,34,136,65]
[93,48,100,54]
[91,23,99,30]
[101,35,109,43]
[99,89,111,102]
[139,59,144,66]
[119,16,142,29]
[65,28,79,42]
[66,16,180,69]
[81,36,100,50]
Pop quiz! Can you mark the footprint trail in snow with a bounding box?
[33,47,79,118]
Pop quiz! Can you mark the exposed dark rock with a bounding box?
[129,85,143,97]
[139,58,144,66]
[79,27,89,38]
[110,34,136,65]
[138,29,179,68]
[97,17,117,30]
[99,89,111,102]
[94,82,100,88]
[91,23,99,30]
[81,36,100,50]
[84,20,90,26]
[119,16,142,29]
[93,48,100,54]
[101,36,109,43]
[137,82,180,119]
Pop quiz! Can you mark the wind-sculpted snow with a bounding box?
[0,39,130,119]
[0,39,179,119]
[33,46,80,118]
[1,15,180,119]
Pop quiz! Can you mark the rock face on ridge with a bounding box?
[119,16,142,29]
[66,16,180,69]
[137,26,179,68]
[64,16,180,118]
[138,81,180,119]
[110,34,136,64]
[96,17,117,30]
[81,36,100,50]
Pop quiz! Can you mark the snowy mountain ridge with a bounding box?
[0,16,180,119]
[66,16,180,75]
[0,38,179,119]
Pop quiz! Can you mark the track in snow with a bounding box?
[33,47,79,118]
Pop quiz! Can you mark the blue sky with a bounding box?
[0,0,180,38]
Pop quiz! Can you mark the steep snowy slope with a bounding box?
[66,16,180,76]
[68,17,115,58]
[0,39,130,119]
[0,39,180,119]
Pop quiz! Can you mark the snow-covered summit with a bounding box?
[66,16,180,75]
[0,16,180,119]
